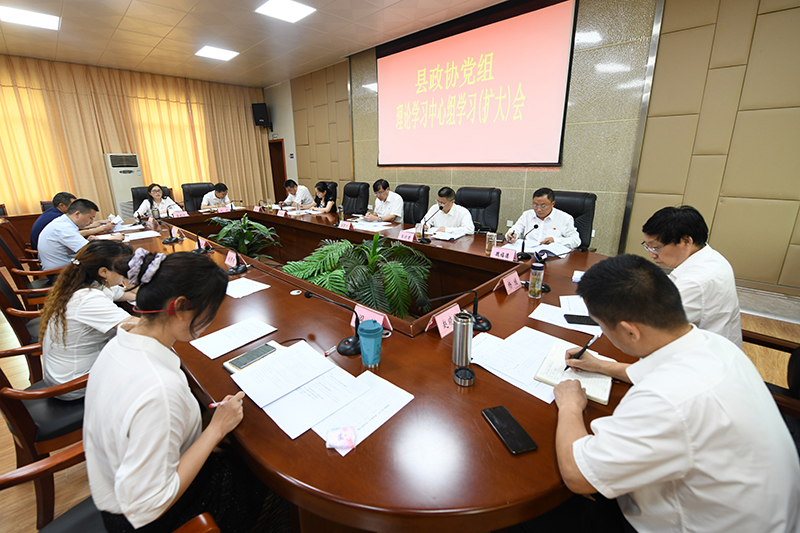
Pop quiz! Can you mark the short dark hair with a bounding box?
[52,192,76,208]
[67,199,99,215]
[373,179,390,192]
[533,188,555,202]
[315,181,329,194]
[576,254,687,330]
[214,183,228,193]
[284,180,297,189]
[437,187,455,201]
[642,206,708,246]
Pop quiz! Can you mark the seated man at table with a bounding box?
[364,179,403,223]
[30,192,76,250]
[535,254,799,533]
[422,187,474,234]
[201,182,232,209]
[506,188,580,248]
[281,179,313,208]
[38,199,123,270]
[642,205,742,347]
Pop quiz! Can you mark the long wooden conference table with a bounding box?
[127,210,633,532]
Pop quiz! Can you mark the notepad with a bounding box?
[534,341,612,405]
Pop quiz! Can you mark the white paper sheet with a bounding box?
[500,240,524,252]
[190,317,277,359]
[287,209,313,215]
[231,340,334,407]
[350,221,392,232]
[115,223,144,232]
[263,366,369,439]
[529,303,603,336]
[312,371,414,456]
[559,295,590,316]
[430,229,467,241]
[226,278,270,299]
[124,230,161,241]
[530,242,572,257]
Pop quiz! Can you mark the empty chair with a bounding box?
[0,233,56,304]
[0,218,37,260]
[396,184,430,224]
[181,183,214,212]
[0,272,43,348]
[553,190,597,251]
[455,187,501,233]
[342,182,370,215]
[40,201,53,212]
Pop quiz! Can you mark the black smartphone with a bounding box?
[482,406,538,455]
[563,314,598,326]
[223,343,277,373]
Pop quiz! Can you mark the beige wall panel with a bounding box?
[314,106,330,143]
[334,61,349,102]
[625,192,684,254]
[290,77,305,111]
[793,212,800,244]
[709,0,759,68]
[722,108,800,200]
[329,124,338,162]
[311,70,327,107]
[683,155,727,223]
[759,0,800,14]
[336,100,351,141]
[649,26,715,116]
[296,145,310,179]
[305,89,314,121]
[293,109,308,145]
[779,245,800,286]
[326,65,335,79]
[662,0,719,33]
[739,8,800,109]
[591,192,628,256]
[637,115,698,194]
[693,66,745,154]
[326,83,336,113]
[338,141,352,180]
[308,127,317,162]
[709,197,798,283]
[330,162,340,183]
[316,144,332,181]
[310,162,318,182]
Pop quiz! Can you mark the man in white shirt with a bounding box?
[522,254,799,533]
[422,187,474,234]
[281,179,313,208]
[506,188,580,249]
[641,205,742,347]
[364,179,403,223]
[200,182,232,209]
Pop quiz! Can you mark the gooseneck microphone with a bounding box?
[416,289,491,332]
[191,231,212,254]
[533,248,576,263]
[160,220,179,245]
[304,291,361,355]
[517,224,539,261]
[227,252,248,276]
[418,205,442,245]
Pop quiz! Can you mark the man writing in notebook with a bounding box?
[527,254,799,533]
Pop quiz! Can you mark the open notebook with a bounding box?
[534,341,613,405]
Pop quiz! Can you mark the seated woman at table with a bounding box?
[305,181,335,213]
[84,249,290,533]
[134,183,181,219]
[40,240,138,401]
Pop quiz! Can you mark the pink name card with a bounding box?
[338,221,352,230]
[277,210,287,217]
[225,250,238,267]
[490,246,516,262]
[350,305,393,331]
[217,206,232,213]
[199,238,208,249]
[494,270,522,294]
[171,227,180,238]
[397,230,416,242]
[171,211,188,218]
[424,304,461,338]
[252,206,262,212]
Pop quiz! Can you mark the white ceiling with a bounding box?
[0,0,505,87]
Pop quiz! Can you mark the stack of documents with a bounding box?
[430,229,467,241]
[572,270,584,283]
[529,295,603,336]
[350,220,392,232]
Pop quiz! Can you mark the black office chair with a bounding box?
[181,183,214,212]
[553,191,597,251]
[396,184,430,224]
[0,204,6,216]
[342,182,369,215]
[132,186,174,211]
[455,187,501,234]
[40,201,53,212]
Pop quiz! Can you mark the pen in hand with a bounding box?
[208,400,227,408]
[565,333,601,371]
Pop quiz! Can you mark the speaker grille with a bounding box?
[109,154,139,167]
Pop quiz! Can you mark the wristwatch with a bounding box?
[378,216,382,222]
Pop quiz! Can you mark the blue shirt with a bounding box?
[38,214,88,270]
[30,207,63,250]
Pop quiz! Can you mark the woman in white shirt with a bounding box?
[39,240,139,400]
[134,183,180,218]
[84,250,289,533]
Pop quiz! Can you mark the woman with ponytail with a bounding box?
[40,240,137,400]
[84,250,289,533]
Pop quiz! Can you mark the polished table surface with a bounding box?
[136,212,633,533]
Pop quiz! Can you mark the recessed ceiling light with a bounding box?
[362,83,378,92]
[196,46,239,61]
[255,0,316,23]
[0,6,60,30]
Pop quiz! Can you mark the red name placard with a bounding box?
[490,246,516,262]
[424,304,461,338]
[338,221,353,230]
[171,211,188,218]
[494,270,522,294]
[397,230,416,242]
[350,305,393,331]
[225,250,238,267]
[277,210,287,217]
[253,206,262,212]
[217,206,232,213]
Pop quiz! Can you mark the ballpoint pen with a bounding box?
[565,333,601,371]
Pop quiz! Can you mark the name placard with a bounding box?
[338,221,352,230]
[171,211,188,218]
[424,304,461,338]
[225,250,238,267]
[350,305,393,331]
[493,270,523,294]
[253,206,262,212]
[277,210,287,217]
[199,238,209,249]
[397,230,416,242]
[171,227,180,238]
[217,206,232,213]
[490,246,516,262]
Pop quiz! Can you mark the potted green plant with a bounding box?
[208,214,280,258]
[283,233,432,318]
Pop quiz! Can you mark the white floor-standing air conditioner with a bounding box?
[104,153,142,218]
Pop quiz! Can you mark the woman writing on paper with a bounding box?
[134,183,181,219]
[306,181,335,213]
[84,249,289,532]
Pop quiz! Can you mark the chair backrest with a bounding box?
[553,190,597,251]
[788,347,800,399]
[0,204,6,216]
[132,186,174,210]
[0,272,36,346]
[0,232,27,283]
[342,182,370,215]
[40,201,53,212]
[455,187,501,233]
[181,183,214,212]
[0,218,33,258]
[396,184,430,224]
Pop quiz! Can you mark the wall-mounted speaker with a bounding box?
[252,103,271,128]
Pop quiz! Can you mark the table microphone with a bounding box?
[418,205,442,244]
[533,248,576,263]
[304,291,361,355]
[227,253,248,276]
[191,231,212,254]
[416,289,491,332]
[160,220,179,244]
[516,224,538,261]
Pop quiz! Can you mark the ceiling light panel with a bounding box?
[0,6,60,30]
[255,0,316,23]
[196,46,239,61]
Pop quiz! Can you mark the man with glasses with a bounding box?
[506,188,580,248]
[364,179,403,223]
[641,205,741,347]
[422,187,474,234]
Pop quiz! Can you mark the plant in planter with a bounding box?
[283,233,432,318]
[208,214,280,258]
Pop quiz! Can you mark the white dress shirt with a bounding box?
[285,185,314,207]
[573,326,800,533]
[134,197,180,218]
[508,207,580,248]
[85,324,202,529]
[669,245,742,347]
[423,204,475,234]
[42,283,130,400]
[374,190,404,223]
[201,191,230,208]
[37,214,89,270]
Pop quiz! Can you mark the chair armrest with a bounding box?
[6,308,41,318]
[773,394,800,419]
[24,248,38,256]
[742,330,800,353]
[174,513,220,533]
[0,344,42,359]
[0,443,84,490]
[12,287,51,296]
[0,373,88,399]
[11,266,62,277]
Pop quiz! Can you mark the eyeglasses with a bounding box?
[641,241,667,254]
[532,204,551,210]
